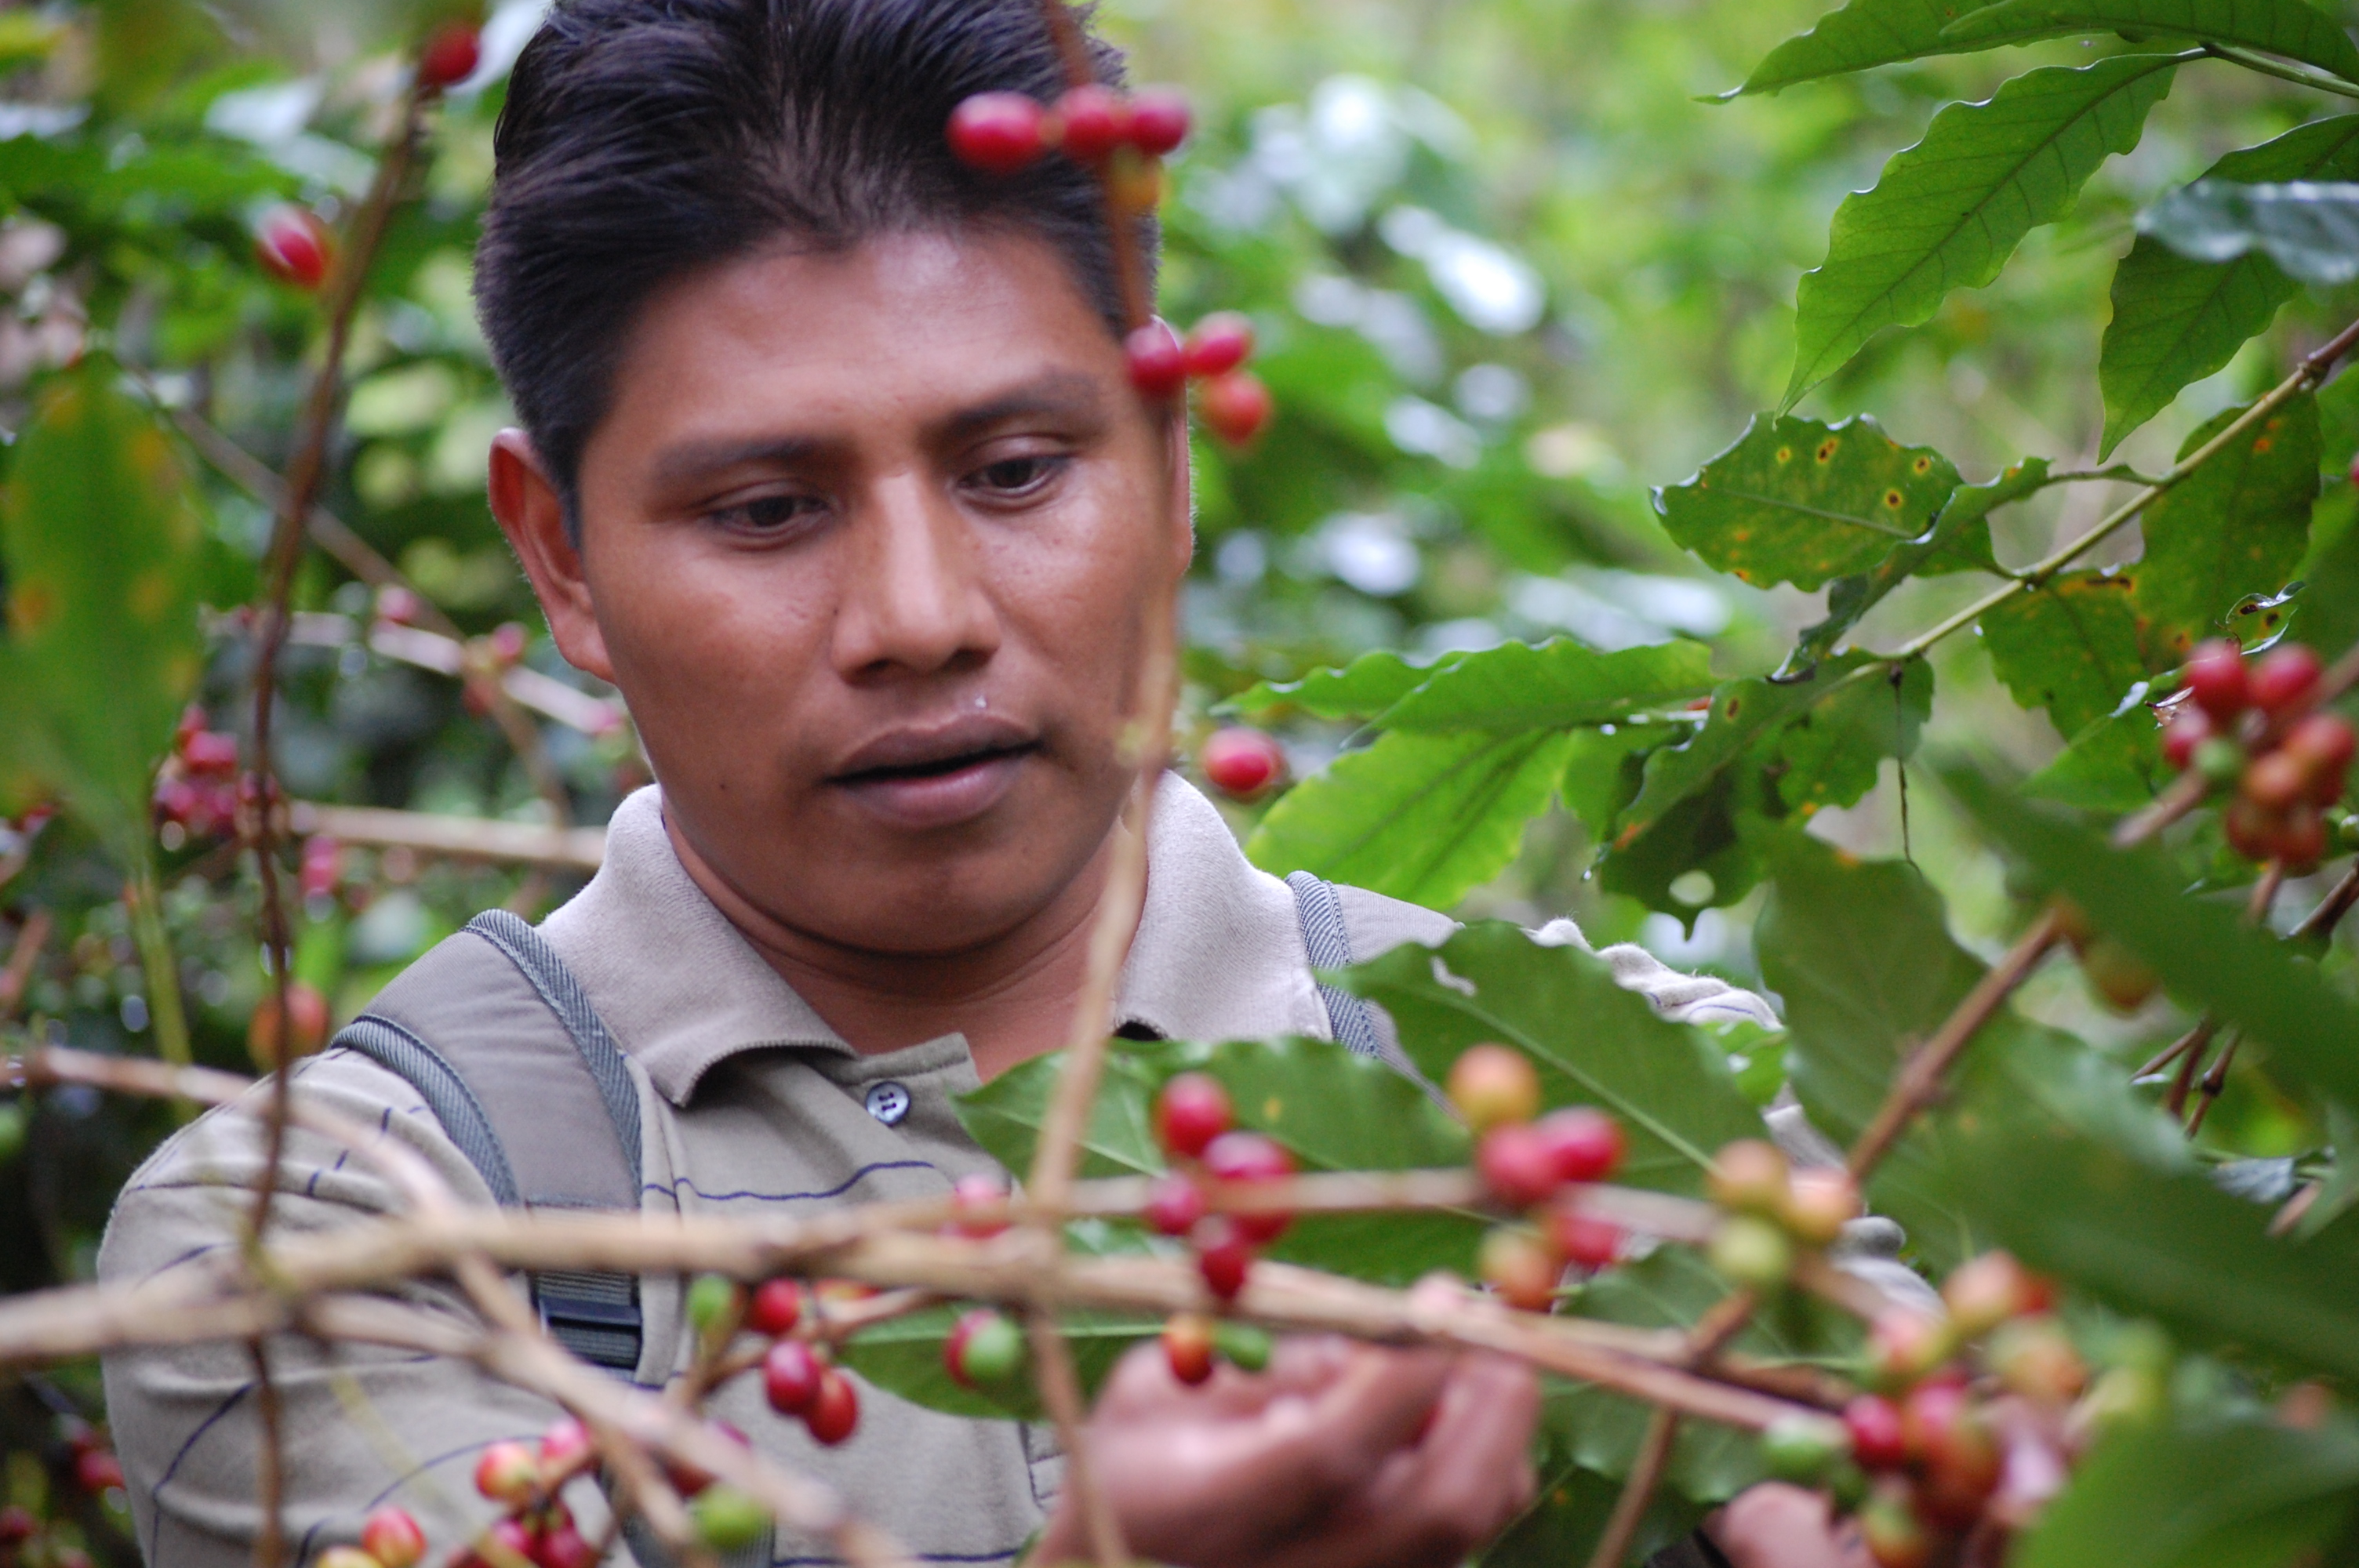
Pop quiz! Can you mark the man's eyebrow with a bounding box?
[932,372,1106,444]
[648,434,831,492]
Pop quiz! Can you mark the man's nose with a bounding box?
[829,472,1001,680]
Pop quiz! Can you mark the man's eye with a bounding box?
[969,455,1063,497]
[711,493,822,533]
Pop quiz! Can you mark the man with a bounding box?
[100,3,1867,1566]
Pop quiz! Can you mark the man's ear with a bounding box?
[488,430,615,683]
[1162,404,1195,581]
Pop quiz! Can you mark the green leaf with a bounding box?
[2016,1415,2359,1568]
[1778,458,2043,681]
[1245,728,1578,910]
[2026,704,2168,811]
[1943,765,2359,1112]
[1557,726,1657,841]
[1942,0,2359,81]
[2100,118,2359,456]
[1223,648,1467,722]
[1775,654,1932,815]
[1728,0,2088,97]
[1950,1107,2359,1383]
[1376,640,1718,733]
[1785,53,2183,409]
[1654,412,1961,591]
[1597,765,1778,921]
[838,1299,1163,1423]
[1981,570,2152,739]
[1484,1461,1698,1568]
[2132,393,2319,659]
[2141,177,2359,285]
[1,361,207,859]
[1343,923,1768,1196]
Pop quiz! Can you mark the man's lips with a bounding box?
[827,714,1040,829]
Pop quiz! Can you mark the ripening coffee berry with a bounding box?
[945,1309,1026,1389]
[1866,1308,1953,1388]
[417,21,482,89]
[2080,938,2160,1015]
[1126,89,1191,156]
[73,1449,122,1494]
[535,1524,597,1568]
[2194,736,2248,789]
[2162,708,2211,771]
[1163,1312,1216,1385]
[1145,1171,1208,1236]
[1202,1130,1295,1242]
[1125,321,1187,397]
[1856,1481,1932,1568]
[805,1368,860,1446]
[1198,371,1273,448]
[1154,1072,1232,1159]
[1446,1043,1541,1133]
[1780,1168,1860,1247]
[1940,1251,2036,1338]
[1183,314,1255,379]
[1903,1384,1999,1528]
[539,1418,594,1479]
[690,1487,768,1552]
[2183,639,2250,720]
[1477,1123,1561,1208]
[1707,1214,1793,1289]
[1546,1200,1623,1270]
[474,1441,540,1505]
[300,836,343,900]
[247,982,331,1069]
[1707,1139,1790,1216]
[2224,793,2277,861]
[362,1507,428,1568]
[1193,1215,1254,1301]
[2288,713,2356,804]
[2281,804,2328,873]
[256,205,332,290]
[2252,644,2323,718]
[1052,85,1130,161]
[1987,1317,2087,1406]
[1535,1106,1625,1185]
[762,1339,825,1416]
[1478,1226,1560,1311]
[1842,1395,1909,1472]
[0,1506,32,1544]
[318,1548,383,1568]
[950,1171,1010,1239]
[1200,728,1285,800]
[947,93,1050,174]
[1758,1413,1849,1486]
[747,1278,804,1338]
[180,730,240,775]
[2244,750,2310,812]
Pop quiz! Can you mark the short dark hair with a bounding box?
[474,0,1151,521]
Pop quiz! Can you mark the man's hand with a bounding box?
[1036,1334,1539,1568]
[1707,1484,1875,1568]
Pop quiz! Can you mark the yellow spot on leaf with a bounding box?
[1883,488,1903,509]
[1816,439,1838,463]
[1775,446,1793,463]
[7,579,55,636]
[128,569,173,624]
[1263,1096,1282,1123]
[1912,456,1933,475]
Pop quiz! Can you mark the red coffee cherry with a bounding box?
[2162,708,2211,771]
[1903,1384,1999,1529]
[0,1506,38,1544]
[1536,1106,1624,1184]
[1842,1394,1909,1472]
[1201,727,1286,800]
[2287,713,2356,804]
[1125,321,1187,397]
[1144,1171,1208,1236]
[1198,371,1274,448]
[299,835,343,900]
[2223,793,2278,862]
[1052,84,1130,161]
[1202,1131,1295,1242]
[362,1507,427,1568]
[1477,1226,1559,1311]
[534,1524,596,1568]
[2243,750,2309,812]
[72,1449,122,1494]
[2252,644,2323,718]
[805,1369,860,1446]
[947,93,1050,174]
[2184,639,2251,720]
[950,1171,1010,1239]
[1183,313,1255,379]
[1547,1203,1623,1270]
[248,982,331,1070]
[1940,1250,2038,1338]
[2279,803,2328,873]
[1193,1215,1254,1301]
[761,1339,824,1416]
[1445,1043,1540,1133]
[1477,1123,1560,1208]
[474,1440,540,1505]
[747,1278,804,1338]
[538,1418,594,1479]
[417,21,482,90]
[1126,89,1191,156]
[180,730,241,775]
[1162,1312,1216,1385]
[256,205,332,291]
[1154,1072,1233,1159]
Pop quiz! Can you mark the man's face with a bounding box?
[507,230,1187,956]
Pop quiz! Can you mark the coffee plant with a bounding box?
[0,1,2355,1567]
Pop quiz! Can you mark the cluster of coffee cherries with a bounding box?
[1198,728,1288,803]
[1448,1045,1629,1310]
[1700,1139,1862,1294]
[152,704,243,846]
[1120,314,1272,448]
[2165,639,2352,873]
[314,1502,432,1568]
[1146,1073,1298,1302]
[0,1428,122,1568]
[682,1274,863,1452]
[423,1418,605,1568]
[1753,1253,2099,1567]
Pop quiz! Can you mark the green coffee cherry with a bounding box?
[1708,1214,1794,1290]
[2194,736,2246,789]
[1212,1322,1272,1373]
[690,1486,769,1552]
[686,1274,736,1336]
[1758,1413,1849,1485]
[959,1312,1027,1386]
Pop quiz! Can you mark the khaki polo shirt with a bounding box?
[97,778,1779,1568]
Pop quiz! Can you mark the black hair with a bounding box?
[474,0,1150,521]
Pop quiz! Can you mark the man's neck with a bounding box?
[661,808,1143,1081]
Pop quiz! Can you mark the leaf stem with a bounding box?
[2201,42,2359,102]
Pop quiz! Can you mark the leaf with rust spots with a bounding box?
[1654,412,1961,590]
[1981,570,2154,740]
[2133,392,2319,657]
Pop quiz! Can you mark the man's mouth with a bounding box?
[827,716,1040,829]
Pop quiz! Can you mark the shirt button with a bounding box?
[864,1080,911,1127]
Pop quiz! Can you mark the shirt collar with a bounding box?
[539,777,1332,1107]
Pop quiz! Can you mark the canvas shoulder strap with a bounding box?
[1285,870,1384,1058]
[330,909,646,1375]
